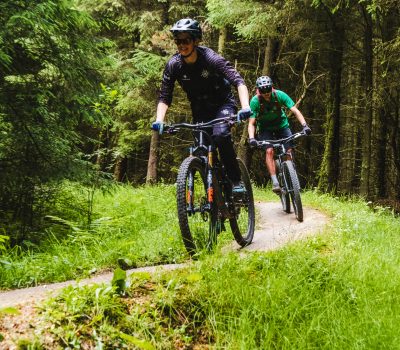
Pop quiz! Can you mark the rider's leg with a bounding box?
[265,147,277,180]
[258,130,280,192]
[211,105,244,193]
[265,147,281,193]
[214,131,241,183]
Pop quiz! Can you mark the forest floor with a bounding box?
[0,200,329,347]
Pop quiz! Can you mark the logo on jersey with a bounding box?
[182,74,190,81]
[201,70,209,78]
[221,109,230,115]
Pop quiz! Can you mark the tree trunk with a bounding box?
[237,125,251,169]
[375,108,388,197]
[114,156,127,182]
[377,9,399,200]
[262,38,275,76]
[146,131,160,184]
[359,5,374,198]
[318,20,344,193]
[161,0,169,25]
[144,0,170,185]
[389,107,400,198]
[218,27,227,56]
[338,67,359,194]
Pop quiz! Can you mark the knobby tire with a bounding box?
[229,158,255,247]
[276,159,290,213]
[176,156,218,256]
[283,160,303,222]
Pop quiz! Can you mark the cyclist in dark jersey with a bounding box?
[152,18,252,193]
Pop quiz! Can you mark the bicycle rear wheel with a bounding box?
[229,158,255,247]
[276,160,290,213]
[176,156,218,256]
[282,160,303,222]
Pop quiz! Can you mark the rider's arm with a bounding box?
[248,96,259,138]
[237,84,250,109]
[206,48,250,109]
[155,59,177,125]
[158,58,177,107]
[248,117,256,139]
[289,105,307,126]
[208,48,245,87]
[156,102,169,123]
[278,90,307,126]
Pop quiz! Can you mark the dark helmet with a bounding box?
[256,76,273,91]
[170,18,202,39]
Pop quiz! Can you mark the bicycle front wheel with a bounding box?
[282,160,303,222]
[229,158,255,247]
[276,159,290,213]
[176,156,218,256]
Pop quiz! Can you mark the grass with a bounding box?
[0,183,277,289]
[0,183,187,289]
[2,183,400,348]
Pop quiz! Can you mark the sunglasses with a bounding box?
[259,86,272,93]
[174,37,193,45]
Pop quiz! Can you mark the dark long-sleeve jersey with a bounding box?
[158,46,245,112]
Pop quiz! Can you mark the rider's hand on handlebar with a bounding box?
[249,138,258,147]
[302,123,312,135]
[151,121,164,135]
[237,107,252,122]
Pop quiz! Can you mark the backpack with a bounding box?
[256,87,282,114]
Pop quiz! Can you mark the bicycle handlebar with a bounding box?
[255,131,306,148]
[163,114,240,134]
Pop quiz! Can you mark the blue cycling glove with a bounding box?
[237,107,252,122]
[151,121,164,135]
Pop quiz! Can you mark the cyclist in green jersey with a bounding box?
[248,76,311,193]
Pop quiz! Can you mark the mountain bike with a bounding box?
[255,131,306,222]
[161,115,255,256]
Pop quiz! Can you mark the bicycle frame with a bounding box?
[273,142,293,197]
[165,116,238,220]
[255,131,306,221]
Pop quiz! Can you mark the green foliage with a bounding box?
[0,183,185,289]
[0,0,110,240]
[97,49,168,168]
[111,267,127,295]
[43,284,127,348]
[206,0,281,39]
[3,187,400,348]
[0,234,9,254]
[0,306,20,316]
[31,189,400,348]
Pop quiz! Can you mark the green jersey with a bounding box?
[249,89,295,132]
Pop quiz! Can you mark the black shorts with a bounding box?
[192,103,237,141]
[258,127,294,149]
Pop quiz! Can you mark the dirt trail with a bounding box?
[0,201,329,309]
[231,200,329,252]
